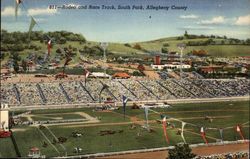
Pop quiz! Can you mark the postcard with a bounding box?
[0,0,249,158]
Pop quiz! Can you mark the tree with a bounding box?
[168,144,196,159]
[177,36,184,40]
[13,60,19,73]
[10,52,21,73]
[163,43,169,47]
[56,48,62,54]
[133,43,142,50]
[21,60,28,72]
[132,71,144,76]
[59,37,67,44]
[184,30,188,38]
[245,39,250,45]
[0,52,5,59]
[162,47,168,53]
[124,43,131,47]
[10,51,21,61]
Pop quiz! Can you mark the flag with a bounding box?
[28,17,37,42]
[84,69,90,78]
[181,122,186,143]
[84,69,90,86]
[162,116,170,144]
[144,107,149,129]
[200,127,208,144]
[122,95,128,119]
[47,40,52,55]
[236,124,244,140]
[15,0,22,20]
[219,128,223,142]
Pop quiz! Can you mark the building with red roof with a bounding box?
[112,72,131,79]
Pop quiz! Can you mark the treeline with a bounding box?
[186,39,250,46]
[176,31,250,46]
[1,30,86,52]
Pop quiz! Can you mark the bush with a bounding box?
[162,47,168,53]
[133,43,142,50]
[132,71,144,76]
[124,43,131,47]
[163,43,169,47]
[168,144,196,159]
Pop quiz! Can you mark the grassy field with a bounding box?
[2,36,250,67]
[1,101,249,158]
[138,38,250,57]
[0,137,17,158]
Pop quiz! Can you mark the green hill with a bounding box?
[1,30,250,66]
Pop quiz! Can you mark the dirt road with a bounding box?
[98,143,249,159]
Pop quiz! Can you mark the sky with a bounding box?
[1,0,250,43]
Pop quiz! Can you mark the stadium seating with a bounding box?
[1,79,249,106]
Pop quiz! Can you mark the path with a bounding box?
[97,143,249,159]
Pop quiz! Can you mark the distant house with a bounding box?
[167,52,180,62]
[89,72,111,79]
[112,72,130,79]
[199,66,222,74]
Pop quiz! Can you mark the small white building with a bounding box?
[89,72,111,79]
[151,63,191,70]
[0,104,9,131]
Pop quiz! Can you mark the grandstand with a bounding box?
[1,79,249,107]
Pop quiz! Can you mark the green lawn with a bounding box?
[139,39,250,57]
[0,137,16,158]
[2,100,249,158]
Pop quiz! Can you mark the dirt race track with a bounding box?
[98,143,249,159]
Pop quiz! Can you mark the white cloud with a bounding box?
[235,14,250,26]
[27,7,58,16]
[1,6,22,16]
[198,16,225,25]
[180,14,199,19]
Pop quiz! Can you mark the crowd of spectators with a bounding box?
[120,80,155,101]
[140,80,173,100]
[107,79,137,101]
[0,83,19,105]
[1,79,249,106]
[212,79,249,96]
[61,81,93,103]
[39,82,67,105]
[173,79,213,98]
[195,151,249,159]
[16,83,42,105]
[159,79,195,98]
[85,80,115,102]
[191,80,227,97]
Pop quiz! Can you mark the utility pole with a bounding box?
[177,43,186,80]
[100,42,108,78]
